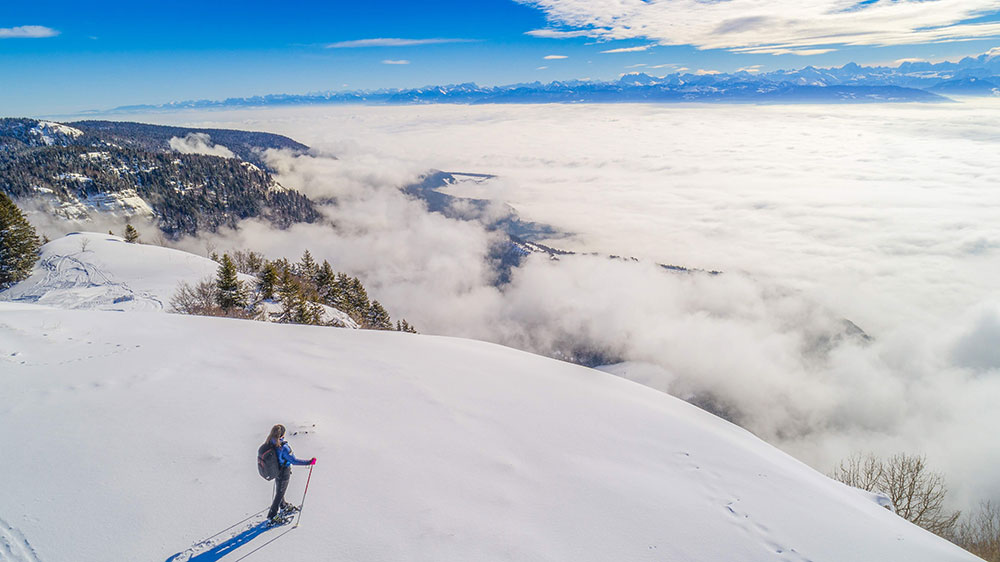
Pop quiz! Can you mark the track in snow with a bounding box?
[1,253,163,312]
[0,518,42,562]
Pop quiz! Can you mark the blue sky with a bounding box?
[3,0,1000,115]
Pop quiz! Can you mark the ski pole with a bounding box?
[293,463,314,528]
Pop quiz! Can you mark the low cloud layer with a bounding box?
[168,133,234,158]
[517,0,1000,55]
[100,102,1000,511]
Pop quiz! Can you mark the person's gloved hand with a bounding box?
[310,458,317,465]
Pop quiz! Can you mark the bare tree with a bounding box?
[831,452,960,536]
[956,501,1000,561]
[170,278,224,317]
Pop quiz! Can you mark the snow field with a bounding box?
[0,302,980,562]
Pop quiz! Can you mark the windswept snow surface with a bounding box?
[0,302,980,561]
[0,233,219,311]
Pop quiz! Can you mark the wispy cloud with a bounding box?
[525,29,593,39]
[544,54,568,59]
[625,63,647,68]
[382,59,411,65]
[536,65,549,70]
[601,45,653,54]
[326,37,474,48]
[0,25,59,39]
[516,0,1000,54]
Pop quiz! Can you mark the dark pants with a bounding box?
[267,466,291,518]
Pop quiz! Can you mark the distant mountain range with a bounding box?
[108,53,1000,112]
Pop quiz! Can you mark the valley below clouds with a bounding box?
[116,101,1000,511]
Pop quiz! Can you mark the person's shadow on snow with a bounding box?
[164,521,271,562]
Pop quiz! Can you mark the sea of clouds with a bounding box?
[90,101,1000,511]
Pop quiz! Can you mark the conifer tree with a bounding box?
[123,223,140,243]
[365,300,393,330]
[332,272,352,313]
[297,249,318,280]
[276,272,323,325]
[0,192,41,289]
[215,253,246,312]
[315,260,336,301]
[348,276,370,320]
[258,261,280,300]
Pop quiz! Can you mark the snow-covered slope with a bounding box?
[0,238,981,562]
[0,232,219,311]
[0,233,358,327]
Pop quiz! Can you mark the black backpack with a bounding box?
[257,442,280,480]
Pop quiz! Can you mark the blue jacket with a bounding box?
[277,439,310,468]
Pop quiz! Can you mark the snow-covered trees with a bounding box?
[171,246,416,332]
[0,191,41,289]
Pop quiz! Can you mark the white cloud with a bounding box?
[537,65,549,70]
[167,133,234,158]
[117,101,1000,513]
[382,59,411,65]
[694,69,720,75]
[326,37,474,48]
[0,25,59,39]
[525,29,594,39]
[625,63,647,68]
[737,65,762,73]
[516,0,1000,54]
[601,45,652,53]
[544,54,568,59]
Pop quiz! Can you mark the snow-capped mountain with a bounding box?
[103,53,1000,113]
[0,118,321,237]
[0,231,982,562]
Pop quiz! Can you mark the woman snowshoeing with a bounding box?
[264,424,316,523]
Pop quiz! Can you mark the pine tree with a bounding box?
[0,192,41,289]
[332,272,352,314]
[276,272,323,325]
[348,276,370,321]
[124,223,140,243]
[297,249,318,280]
[258,261,280,300]
[315,260,336,301]
[215,253,247,312]
[365,300,392,330]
